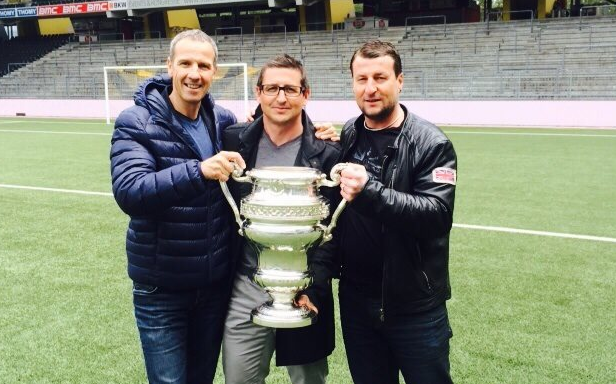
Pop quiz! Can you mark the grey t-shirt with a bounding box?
[240,130,302,271]
[255,130,301,168]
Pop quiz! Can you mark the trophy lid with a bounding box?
[246,167,322,183]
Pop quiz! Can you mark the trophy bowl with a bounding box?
[220,165,346,328]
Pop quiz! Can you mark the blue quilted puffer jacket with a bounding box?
[110,75,237,290]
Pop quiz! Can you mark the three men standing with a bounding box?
[111,28,457,384]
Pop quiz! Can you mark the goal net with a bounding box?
[104,63,249,124]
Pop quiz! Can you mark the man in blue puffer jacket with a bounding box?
[110,30,246,384]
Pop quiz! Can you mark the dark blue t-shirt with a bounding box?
[178,114,215,160]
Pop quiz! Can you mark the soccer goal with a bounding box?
[103,63,249,124]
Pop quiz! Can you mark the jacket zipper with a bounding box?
[379,149,397,323]
[415,242,433,292]
[380,222,386,323]
[422,271,433,291]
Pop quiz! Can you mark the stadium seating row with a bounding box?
[1,16,616,99]
[0,34,71,77]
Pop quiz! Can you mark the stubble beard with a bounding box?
[362,102,396,123]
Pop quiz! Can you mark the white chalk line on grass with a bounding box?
[1,183,614,244]
[444,131,616,138]
[453,223,616,244]
[0,120,106,125]
[0,129,109,136]
[0,184,112,197]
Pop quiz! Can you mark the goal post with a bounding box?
[104,63,249,125]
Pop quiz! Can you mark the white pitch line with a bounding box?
[444,131,616,138]
[453,223,616,244]
[1,128,614,138]
[0,129,110,136]
[1,183,614,244]
[0,184,113,197]
[0,120,106,125]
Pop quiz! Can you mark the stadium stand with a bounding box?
[0,34,71,77]
[0,2,23,9]
[0,16,616,99]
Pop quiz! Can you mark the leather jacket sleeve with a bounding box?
[352,138,457,237]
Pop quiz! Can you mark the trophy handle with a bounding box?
[320,199,347,244]
[318,162,347,188]
[318,163,349,244]
[219,165,251,236]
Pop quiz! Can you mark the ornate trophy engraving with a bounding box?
[220,165,346,328]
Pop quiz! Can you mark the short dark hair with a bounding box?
[256,54,309,90]
[349,40,402,77]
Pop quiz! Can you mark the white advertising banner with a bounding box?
[127,0,253,9]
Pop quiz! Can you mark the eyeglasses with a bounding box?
[259,84,305,97]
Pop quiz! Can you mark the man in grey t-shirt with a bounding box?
[221,54,341,384]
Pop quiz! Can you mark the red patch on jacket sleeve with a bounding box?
[432,167,456,185]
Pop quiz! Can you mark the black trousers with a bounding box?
[339,281,454,384]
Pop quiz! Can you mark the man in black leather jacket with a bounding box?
[221,54,341,384]
[333,40,457,384]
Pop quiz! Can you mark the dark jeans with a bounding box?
[339,281,453,384]
[132,282,228,384]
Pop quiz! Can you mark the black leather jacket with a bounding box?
[222,110,341,366]
[338,105,457,319]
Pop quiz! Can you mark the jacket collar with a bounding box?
[297,110,327,166]
[348,104,413,142]
[341,104,412,160]
[397,104,414,138]
[238,110,325,168]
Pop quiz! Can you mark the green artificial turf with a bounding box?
[0,118,614,383]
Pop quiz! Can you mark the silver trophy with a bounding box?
[220,165,346,328]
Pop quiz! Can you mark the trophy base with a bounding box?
[251,303,317,328]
